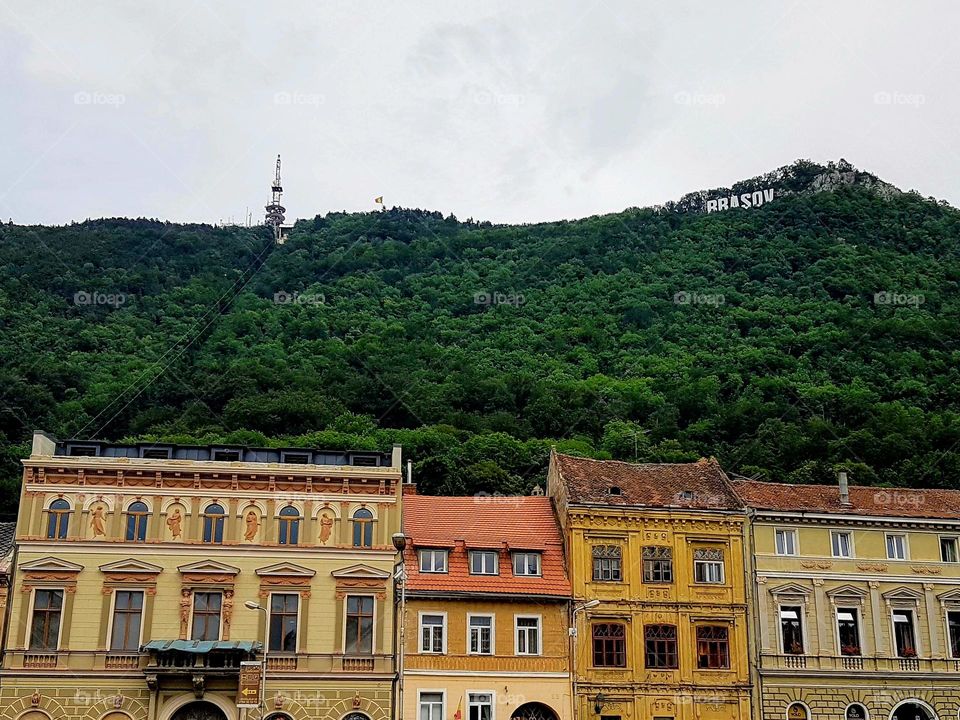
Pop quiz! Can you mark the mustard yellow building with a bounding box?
[737,475,960,720]
[1,431,403,720]
[398,494,572,720]
[548,452,751,720]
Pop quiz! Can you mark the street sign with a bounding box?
[237,660,263,708]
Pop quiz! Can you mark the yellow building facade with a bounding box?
[1,432,403,720]
[737,477,960,720]
[399,494,572,720]
[549,452,751,720]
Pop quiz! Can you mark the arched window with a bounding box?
[47,499,70,539]
[203,504,226,543]
[352,508,374,547]
[278,506,300,545]
[125,501,149,542]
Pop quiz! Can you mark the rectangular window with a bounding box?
[775,529,797,556]
[831,531,852,558]
[942,537,959,563]
[470,550,499,575]
[592,623,626,667]
[592,545,623,581]
[269,593,299,652]
[948,611,960,658]
[696,625,729,669]
[892,609,917,657]
[779,606,804,654]
[419,693,444,720]
[886,534,907,560]
[837,608,860,656]
[644,624,678,668]
[512,552,541,576]
[419,549,448,573]
[468,693,493,720]
[110,590,144,651]
[693,548,725,584]
[29,589,64,650]
[642,546,673,583]
[420,613,445,653]
[345,595,374,654]
[191,591,222,641]
[469,615,493,654]
[515,616,541,655]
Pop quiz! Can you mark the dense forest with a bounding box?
[1,159,958,517]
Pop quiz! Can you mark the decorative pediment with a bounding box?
[331,564,391,580]
[178,560,240,576]
[825,584,869,600]
[100,558,163,575]
[937,588,960,604]
[20,557,83,573]
[882,586,924,604]
[255,562,316,578]
[769,582,811,597]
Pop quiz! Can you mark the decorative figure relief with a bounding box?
[318,511,334,544]
[166,507,183,540]
[243,510,260,541]
[179,589,192,639]
[222,589,234,639]
[90,504,106,537]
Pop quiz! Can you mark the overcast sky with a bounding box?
[1,1,957,226]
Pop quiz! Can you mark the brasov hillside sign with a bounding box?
[705,187,775,213]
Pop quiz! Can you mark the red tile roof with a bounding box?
[553,453,742,510]
[401,495,570,597]
[734,479,960,520]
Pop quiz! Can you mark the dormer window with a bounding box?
[351,455,379,467]
[68,444,98,457]
[281,452,310,465]
[469,550,499,575]
[512,552,542,577]
[419,549,448,573]
[608,486,622,496]
[141,448,171,460]
[213,450,240,462]
[679,490,695,501]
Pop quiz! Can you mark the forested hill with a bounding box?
[1,158,958,515]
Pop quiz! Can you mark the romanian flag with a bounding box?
[453,697,462,720]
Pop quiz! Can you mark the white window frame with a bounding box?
[266,590,301,654]
[885,533,908,561]
[419,611,447,654]
[512,552,542,576]
[469,550,499,575]
[777,603,807,655]
[419,549,449,573]
[694,559,725,584]
[106,588,146,652]
[940,536,959,563]
[775,528,798,556]
[514,614,542,656]
[342,593,378,655]
[418,690,446,720]
[944,607,960,659]
[467,612,495,655]
[467,690,496,720]
[831,530,854,559]
[26,587,66,652]
[890,607,920,657]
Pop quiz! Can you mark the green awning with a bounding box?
[142,640,261,653]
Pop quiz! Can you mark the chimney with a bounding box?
[838,471,850,506]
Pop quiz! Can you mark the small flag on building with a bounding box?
[454,697,462,720]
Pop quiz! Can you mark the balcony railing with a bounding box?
[764,653,960,674]
[23,653,57,669]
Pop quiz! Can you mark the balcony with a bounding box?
[764,653,960,674]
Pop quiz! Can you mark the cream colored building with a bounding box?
[737,475,960,720]
[1,432,403,720]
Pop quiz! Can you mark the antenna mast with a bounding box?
[265,154,286,244]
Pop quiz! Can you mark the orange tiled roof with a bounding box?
[734,478,960,520]
[402,495,570,597]
[553,453,742,510]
